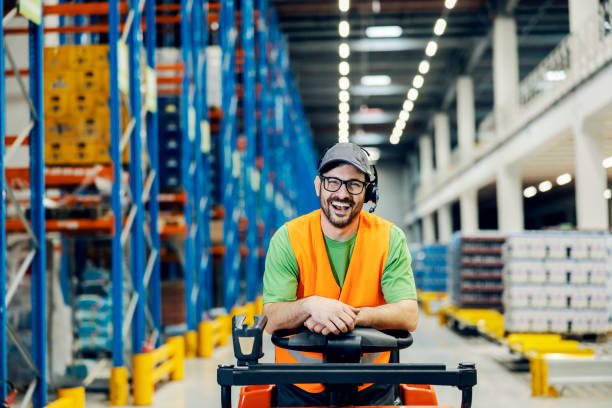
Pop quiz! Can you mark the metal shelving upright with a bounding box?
[241,0,258,304]
[1,2,46,407]
[0,0,6,402]
[219,0,242,311]
[192,0,213,322]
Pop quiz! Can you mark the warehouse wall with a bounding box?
[375,160,408,233]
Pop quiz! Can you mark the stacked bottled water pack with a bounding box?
[503,231,610,334]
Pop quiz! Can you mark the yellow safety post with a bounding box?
[255,296,263,315]
[217,314,231,346]
[198,320,215,358]
[133,352,154,406]
[110,366,128,406]
[45,386,85,408]
[133,336,185,406]
[185,330,198,358]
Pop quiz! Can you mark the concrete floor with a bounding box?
[88,314,612,407]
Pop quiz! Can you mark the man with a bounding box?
[262,142,418,407]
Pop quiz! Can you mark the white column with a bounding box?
[568,0,599,32]
[568,0,600,73]
[434,113,451,175]
[422,213,435,244]
[419,135,433,184]
[456,76,475,161]
[437,205,453,243]
[574,123,608,230]
[460,189,478,234]
[496,164,524,233]
[493,16,519,135]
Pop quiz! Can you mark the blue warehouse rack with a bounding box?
[1,1,319,406]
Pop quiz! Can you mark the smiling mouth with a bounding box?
[331,201,351,212]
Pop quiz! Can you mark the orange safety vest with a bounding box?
[276,209,393,393]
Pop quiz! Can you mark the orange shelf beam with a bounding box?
[6,217,114,233]
[158,192,187,205]
[42,2,128,16]
[5,166,114,187]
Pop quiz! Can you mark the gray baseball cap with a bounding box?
[318,142,372,179]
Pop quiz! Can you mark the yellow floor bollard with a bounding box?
[57,387,85,408]
[255,296,263,315]
[217,315,231,346]
[184,330,198,358]
[198,320,214,358]
[168,336,185,380]
[133,353,154,406]
[110,366,129,406]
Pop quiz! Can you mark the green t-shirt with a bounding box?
[263,224,417,304]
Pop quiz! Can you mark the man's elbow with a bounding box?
[262,304,276,333]
[402,302,419,332]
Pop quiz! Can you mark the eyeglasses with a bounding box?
[320,176,368,195]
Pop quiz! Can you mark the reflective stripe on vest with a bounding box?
[276,209,393,393]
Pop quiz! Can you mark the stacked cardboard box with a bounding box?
[43,45,128,165]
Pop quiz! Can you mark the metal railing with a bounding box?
[418,1,612,201]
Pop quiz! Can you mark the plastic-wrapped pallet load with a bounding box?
[206,46,222,108]
[503,231,609,335]
[412,244,448,293]
[448,232,506,310]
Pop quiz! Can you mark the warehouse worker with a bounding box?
[262,142,418,406]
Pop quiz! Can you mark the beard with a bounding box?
[320,190,363,228]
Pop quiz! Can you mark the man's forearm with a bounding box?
[262,299,311,334]
[356,299,418,331]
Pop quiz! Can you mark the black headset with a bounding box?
[317,146,379,213]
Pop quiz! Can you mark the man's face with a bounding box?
[315,164,367,228]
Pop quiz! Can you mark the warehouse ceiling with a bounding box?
[272,0,570,159]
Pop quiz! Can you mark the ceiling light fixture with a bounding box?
[339,90,350,103]
[360,75,391,86]
[604,189,612,200]
[365,25,402,38]
[339,0,349,12]
[538,180,552,192]
[418,60,430,74]
[339,112,349,122]
[339,61,350,76]
[339,43,350,59]
[339,76,350,90]
[399,110,409,121]
[433,18,447,36]
[556,173,572,185]
[407,88,419,101]
[602,156,612,168]
[425,40,438,57]
[445,0,457,9]
[339,20,350,38]
[523,186,537,198]
[412,74,424,89]
[339,121,349,131]
[403,100,414,112]
[339,102,350,113]
[390,136,399,145]
[544,70,566,82]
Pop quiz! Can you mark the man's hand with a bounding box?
[303,296,359,335]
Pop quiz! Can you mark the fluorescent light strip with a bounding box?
[339,20,350,38]
[388,4,456,144]
[365,25,402,38]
